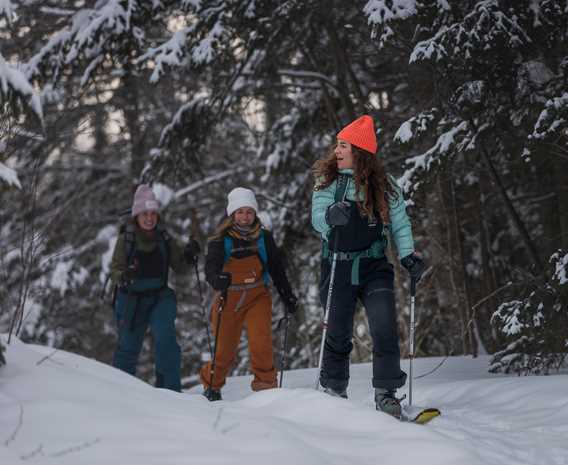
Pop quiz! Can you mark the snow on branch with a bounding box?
[0,53,44,123]
[399,121,468,192]
[363,0,418,25]
[0,162,21,188]
[410,0,531,64]
[490,249,568,375]
[530,92,568,141]
[137,4,228,81]
[409,26,448,63]
[137,27,193,83]
[24,0,148,85]
[394,109,438,144]
[551,250,568,286]
[181,0,201,9]
[364,0,450,48]
[0,0,16,25]
[64,1,142,63]
[192,19,225,65]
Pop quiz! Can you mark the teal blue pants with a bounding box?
[113,287,181,392]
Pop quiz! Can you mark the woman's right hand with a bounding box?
[119,264,138,288]
[213,272,232,291]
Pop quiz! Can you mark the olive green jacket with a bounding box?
[110,223,190,285]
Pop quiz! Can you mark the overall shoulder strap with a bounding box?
[335,174,349,202]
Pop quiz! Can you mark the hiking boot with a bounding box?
[323,386,348,399]
[375,388,402,419]
[203,388,222,402]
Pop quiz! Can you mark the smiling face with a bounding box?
[136,210,158,231]
[335,139,354,170]
[233,207,256,227]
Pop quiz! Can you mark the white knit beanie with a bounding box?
[131,185,160,217]
[226,187,258,216]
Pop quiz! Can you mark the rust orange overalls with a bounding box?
[199,252,277,391]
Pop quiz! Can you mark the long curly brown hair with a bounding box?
[312,144,397,224]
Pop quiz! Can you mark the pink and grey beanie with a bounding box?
[226,187,258,216]
[132,184,160,217]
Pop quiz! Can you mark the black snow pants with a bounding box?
[319,256,407,392]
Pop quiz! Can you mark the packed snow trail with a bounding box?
[1,335,567,465]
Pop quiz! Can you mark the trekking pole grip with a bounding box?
[410,276,417,297]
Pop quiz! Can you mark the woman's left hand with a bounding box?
[401,253,425,282]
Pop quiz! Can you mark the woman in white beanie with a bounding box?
[110,184,200,392]
[199,187,298,401]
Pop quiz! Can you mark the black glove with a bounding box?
[325,201,351,227]
[283,293,299,315]
[401,253,426,282]
[184,238,201,265]
[212,272,231,291]
[119,265,137,288]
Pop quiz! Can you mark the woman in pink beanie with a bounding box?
[110,184,200,392]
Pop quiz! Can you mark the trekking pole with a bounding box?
[207,291,226,399]
[409,277,417,407]
[278,307,290,388]
[315,232,340,390]
[193,259,213,357]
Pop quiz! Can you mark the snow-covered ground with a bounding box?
[1,335,567,465]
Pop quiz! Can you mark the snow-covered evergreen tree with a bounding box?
[2,0,567,382]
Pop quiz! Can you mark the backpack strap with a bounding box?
[224,235,233,262]
[335,173,350,202]
[257,230,269,284]
[156,225,171,285]
[124,222,136,265]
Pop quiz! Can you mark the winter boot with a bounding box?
[203,387,222,402]
[375,388,402,419]
[322,386,348,399]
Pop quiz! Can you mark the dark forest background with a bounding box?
[1,1,567,381]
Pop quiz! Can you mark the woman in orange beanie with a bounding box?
[311,115,425,418]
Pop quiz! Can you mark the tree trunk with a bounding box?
[449,176,477,356]
[479,146,544,274]
[437,173,469,355]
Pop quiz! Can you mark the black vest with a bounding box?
[328,201,382,252]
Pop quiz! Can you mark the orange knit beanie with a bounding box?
[337,115,377,155]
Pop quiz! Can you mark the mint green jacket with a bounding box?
[311,169,415,259]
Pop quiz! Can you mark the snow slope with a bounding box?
[1,335,567,465]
